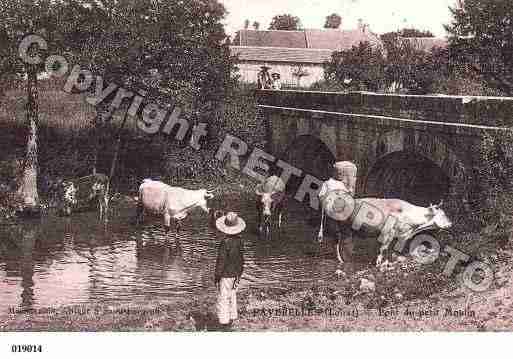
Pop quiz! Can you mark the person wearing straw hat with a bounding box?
[271,72,282,90]
[257,65,272,89]
[214,211,246,330]
[317,161,358,263]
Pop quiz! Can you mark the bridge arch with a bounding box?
[278,135,335,193]
[364,130,469,206]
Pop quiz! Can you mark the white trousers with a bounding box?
[216,277,238,324]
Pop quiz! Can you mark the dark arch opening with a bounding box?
[275,135,335,196]
[364,151,450,207]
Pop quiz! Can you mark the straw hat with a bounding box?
[216,212,246,235]
[271,72,280,79]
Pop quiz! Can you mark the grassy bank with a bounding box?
[0,81,261,195]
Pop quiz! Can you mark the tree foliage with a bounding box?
[57,0,234,111]
[0,0,235,210]
[0,0,66,211]
[397,28,434,38]
[446,0,513,95]
[383,36,450,94]
[325,35,454,94]
[324,42,386,92]
[268,14,302,30]
[324,13,342,29]
[477,130,513,232]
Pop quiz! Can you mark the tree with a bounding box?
[380,28,434,50]
[382,35,450,94]
[268,14,302,30]
[1,0,235,216]
[324,42,386,92]
[445,0,513,95]
[324,13,342,29]
[398,28,434,38]
[57,0,235,217]
[291,65,309,87]
[244,19,250,29]
[0,0,64,215]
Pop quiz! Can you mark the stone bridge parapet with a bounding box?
[256,90,513,210]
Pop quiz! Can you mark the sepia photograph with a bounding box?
[1,0,512,353]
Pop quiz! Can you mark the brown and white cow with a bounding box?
[255,175,286,235]
[136,179,214,232]
[56,173,109,219]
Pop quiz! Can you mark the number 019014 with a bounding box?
[11,345,43,353]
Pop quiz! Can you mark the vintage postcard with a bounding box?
[1,0,512,353]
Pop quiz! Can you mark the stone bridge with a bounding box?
[256,90,513,209]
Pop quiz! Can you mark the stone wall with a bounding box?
[256,90,513,209]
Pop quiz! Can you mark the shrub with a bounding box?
[476,129,513,235]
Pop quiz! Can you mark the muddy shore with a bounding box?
[1,252,511,331]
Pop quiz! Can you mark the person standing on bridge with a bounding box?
[318,161,358,263]
[214,211,245,331]
[257,66,272,89]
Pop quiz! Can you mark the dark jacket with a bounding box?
[215,235,244,282]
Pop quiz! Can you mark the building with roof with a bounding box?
[230,22,383,87]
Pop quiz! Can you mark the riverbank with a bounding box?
[0,153,510,331]
[1,229,510,332]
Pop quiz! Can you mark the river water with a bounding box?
[0,195,370,314]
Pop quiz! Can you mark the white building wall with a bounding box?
[235,61,325,87]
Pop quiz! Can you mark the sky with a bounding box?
[219,0,458,38]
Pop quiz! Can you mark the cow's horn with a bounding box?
[438,199,444,207]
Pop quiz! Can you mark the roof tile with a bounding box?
[230,46,333,64]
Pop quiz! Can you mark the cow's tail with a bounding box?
[317,205,325,243]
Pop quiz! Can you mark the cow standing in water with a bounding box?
[318,161,358,262]
[321,193,452,265]
[136,179,214,232]
[353,198,452,266]
[255,175,286,236]
[56,173,109,219]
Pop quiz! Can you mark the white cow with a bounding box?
[320,195,452,266]
[354,198,452,265]
[136,179,214,232]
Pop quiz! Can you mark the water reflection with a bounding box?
[19,227,36,311]
[0,199,344,313]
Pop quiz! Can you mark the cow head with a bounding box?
[89,181,106,201]
[58,181,77,216]
[256,188,281,220]
[204,189,214,200]
[198,189,214,214]
[427,200,452,229]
